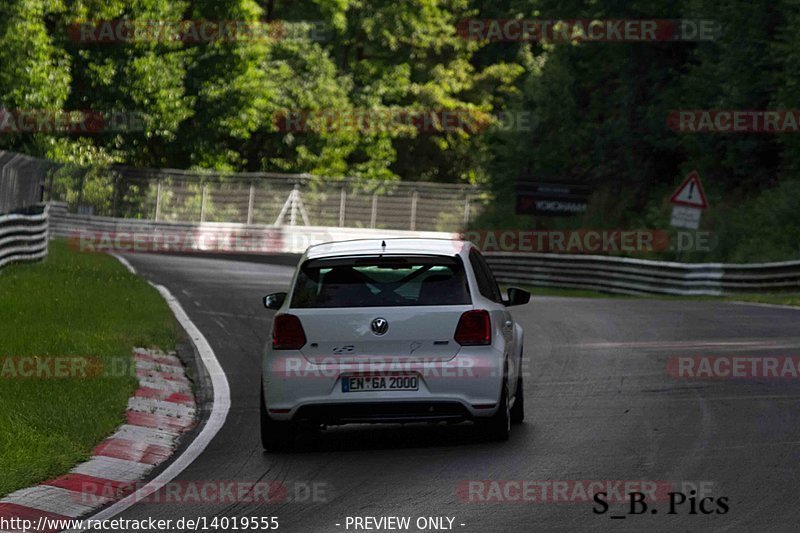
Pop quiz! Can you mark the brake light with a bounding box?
[454,310,491,346]
[272,314,306,350]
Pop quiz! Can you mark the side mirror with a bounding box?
[504,288,531,307]
[263,292,287,310]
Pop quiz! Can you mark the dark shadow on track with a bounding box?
[269,421,534,454]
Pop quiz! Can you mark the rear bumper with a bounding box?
[293,401,472,425]
[261,349,505,422]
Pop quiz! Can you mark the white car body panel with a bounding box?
[261,238,525,424]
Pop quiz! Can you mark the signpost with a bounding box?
[670,171,708,230]
[516,182,592,217]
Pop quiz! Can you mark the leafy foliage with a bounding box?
[1,0,799,260]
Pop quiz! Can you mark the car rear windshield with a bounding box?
[290,255,471,308]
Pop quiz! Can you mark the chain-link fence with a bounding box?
[0,151,60,214]
[48,165,489,232]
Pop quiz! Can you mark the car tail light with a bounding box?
[454,310,491,346]
[272,314,306,350]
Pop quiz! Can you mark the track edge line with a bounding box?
[60,253,232,531]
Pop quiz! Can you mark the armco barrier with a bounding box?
[47,203,800,296]
[484,252,800,296]
[47,203,457,255]
[0,204,50,270]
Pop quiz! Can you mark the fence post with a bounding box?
[370,192,378,229]
[289,184,298,226]
[339,186,347,227]
[200,184,208,222]
[463,196,471,226]
[247,181,255,225]
[410,190,419,231]
[154,179,162,221]
[47,170,55,203]
[111,174,118,218]
[76,171,85,211]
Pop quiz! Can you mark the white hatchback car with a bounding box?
[260,238,529,450]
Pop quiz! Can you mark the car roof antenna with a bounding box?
[380,240,387,256]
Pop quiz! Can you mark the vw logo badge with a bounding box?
[371,317,389,336]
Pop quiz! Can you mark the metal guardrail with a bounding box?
[0,205,50,270]
[485,252,800,296]
[46,203,800,296]
[48,203,456,254]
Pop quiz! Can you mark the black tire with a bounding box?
[260,381,295,451]
[481,381,511,441]
[510,375,524,424]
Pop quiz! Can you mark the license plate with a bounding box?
[342,375,419,392]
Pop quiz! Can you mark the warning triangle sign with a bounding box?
[670,171,708,209]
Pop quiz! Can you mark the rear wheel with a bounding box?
[510,376,524,424]
[260,380,295,451]
[480,381,510,441]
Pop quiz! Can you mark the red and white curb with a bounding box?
[0,347,196,532]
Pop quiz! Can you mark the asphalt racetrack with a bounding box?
[114,252,800,532]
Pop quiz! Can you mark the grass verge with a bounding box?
[0,240,178,497]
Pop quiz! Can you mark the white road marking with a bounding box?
[0,485,110,518]
[137,378,192,394]
[728,300,800,312]
[112,254,137,275]
[575,339,800,350]
[135,359,184,373]
[126,397,196,419]
[71,456,153,483]
[196,309,269,321]
[111,425,179,447]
